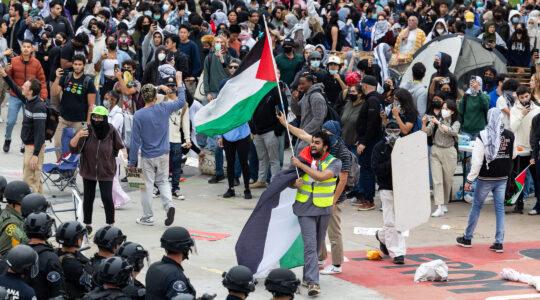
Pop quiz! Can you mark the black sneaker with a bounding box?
[393,255,404,264]
[223,188,235,198]
[489,243,504,253]
[456,236,472,248]
[244,189,252,199]
[85,225,93,237]
[375,230,389,256]
[3,140,10,153]
[121,177,128,183]
[165,206,175,226]
[233,177,240,186]
[208,174,225,183]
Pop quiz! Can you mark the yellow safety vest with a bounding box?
[295,156,337,207]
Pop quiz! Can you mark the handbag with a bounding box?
[193,73,205,102]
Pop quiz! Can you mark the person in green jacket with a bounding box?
[0,181,31,256]
[459,76,490,139]
[202,35,231,104]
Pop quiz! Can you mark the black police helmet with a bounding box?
[222,265,256,294]
[4,180,31,204]
[6,245,39,278]
[94,226,127,253]
[56,221,87,247]
[97,256,133,288]
[21,193,50,218]
[115,242,149,272]
[23,212,55,239]
[0,175,7,196]
[160,226,194,257]
[264,268,300,296]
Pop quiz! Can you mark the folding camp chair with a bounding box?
[41,127,81,195]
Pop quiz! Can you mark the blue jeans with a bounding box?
[5,95,24,141]
[347,145,362,193]
[359,140,378,202]
[170,143,183,192]
[464,179,506,244]
[215,147,241,177]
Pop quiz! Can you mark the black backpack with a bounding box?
[309,91,340,122]
[44,104,60,141]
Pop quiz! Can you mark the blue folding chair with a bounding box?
[41,127,81,195]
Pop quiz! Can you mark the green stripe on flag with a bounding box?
[280,234,304,269]
[195,81,277,136]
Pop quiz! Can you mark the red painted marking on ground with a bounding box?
[330,241,540,300]
[188,230,231,241]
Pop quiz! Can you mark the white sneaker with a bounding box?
[431,208,444,217]
[320,265,342,275]
[318,260,326,267]
[528,209,539,215]
[172,190,185,200]
[136,216,154,226]
[442,205,448,213]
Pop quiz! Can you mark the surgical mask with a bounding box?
[153,15,161,20]
[103,100,111,109]
[436,28,444,35]
[214,43,221,52]
[158,52,166,61]
[22,4,29,11]
[329,69,338,75]
[163,4,170,11]
[476,1,483,7]
[310,60,320,68]
[144,10,153,17]
[512,17,520,23]
[441,109,451,119]
[370,14,377,20]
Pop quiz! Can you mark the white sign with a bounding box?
[391,131,431,232]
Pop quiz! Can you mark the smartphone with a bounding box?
[114,64,120,72]
[379,104,384,111]
[275,105,281,115]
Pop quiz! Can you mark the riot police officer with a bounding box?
[222,266,256,300]
[21,193,50,218]
[0,175,7,202]
[0,180,31,255]
[82,256,133,300]
[145,226,196,299]
[0,244,39,300]
[24,212,67,300]
[116,242,148,300]
[56,221,91,299]
[264,268,300,300]
[90,226,126,288]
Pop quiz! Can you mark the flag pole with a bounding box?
[262,17,299,178]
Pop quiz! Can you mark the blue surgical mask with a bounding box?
[311,60,320,68]
[144,10,153,17]
[476,1,483,7]
[163,4,170,11]
[103,100,111,109]
[370,14,377,20]
[512,17,520,23]
[329,69,338,75]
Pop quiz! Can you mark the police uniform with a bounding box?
[0,272,36,300]
[89,253,106,288]
[145,256,195,299]
[0,206,28,255]
[27,243,67,300]
[82,286,132,300]
[56,249,91,299]
[123,278,145,300]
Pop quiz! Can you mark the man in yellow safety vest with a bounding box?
[291,131,342,297]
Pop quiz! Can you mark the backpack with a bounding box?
[44,104,60,141]
[345,149,360,190]
[309,91,340,122]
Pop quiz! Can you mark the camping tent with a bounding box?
[399,34,507,90]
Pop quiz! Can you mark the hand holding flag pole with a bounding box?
[263,17,300,178]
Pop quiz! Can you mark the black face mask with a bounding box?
[142,24,151,33]
[91,118,110,140]
[383,83,392,93]
[192,27,200,34]
[516,29,524,35]
[283,47,293,54]
[202,48,210,54]
[399,17,407,25]
[30,27,40,35]
[433,61,440,69]
[108,41,117,50]
[90,29,97,36]
[494,14,503,20]
[40,38,48,45]
[432,100,443,109]
[55,39,62,46]
[484,76,494,83]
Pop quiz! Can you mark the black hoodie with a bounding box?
[356,90,384,145]
[429,52,458,100]
[141,45,167,86]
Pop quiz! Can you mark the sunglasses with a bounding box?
[229,65,239,69]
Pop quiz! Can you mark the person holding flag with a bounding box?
[457,108,517,253]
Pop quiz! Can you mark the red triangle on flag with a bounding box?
[255,34,277,82]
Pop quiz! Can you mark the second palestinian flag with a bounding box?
[507,164,530,205]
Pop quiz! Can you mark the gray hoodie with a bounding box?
[401,80,428,116]
[142,29,163,68]
[291,82,327,152]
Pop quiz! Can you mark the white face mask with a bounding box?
[158,53,166,61]
[441,109,451,119]
[436,28,444,35]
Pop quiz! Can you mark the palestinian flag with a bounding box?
[194,32,277,136]
[507,164,530,205]
[236,167,304,278]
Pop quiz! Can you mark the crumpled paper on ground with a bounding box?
[414,259,448,283]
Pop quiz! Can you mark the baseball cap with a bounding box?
[465,11,474,23]
[91,106,108,116]
[283,38,294,47]
[239,45,250,53]
[361,75,378,87]
[328,56,341,65]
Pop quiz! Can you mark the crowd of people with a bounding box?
[0,0,538,297]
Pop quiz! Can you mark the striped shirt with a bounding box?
[329,141,352,203]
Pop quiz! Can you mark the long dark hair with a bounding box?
[511,23,530,46]
[445,99,459,123]
[325,11,339,33]
[394,88,419,116]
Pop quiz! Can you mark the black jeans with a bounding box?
[223,136,251,189]
[83,179,114,224]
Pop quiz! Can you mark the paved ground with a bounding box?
[1,106,540,299]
